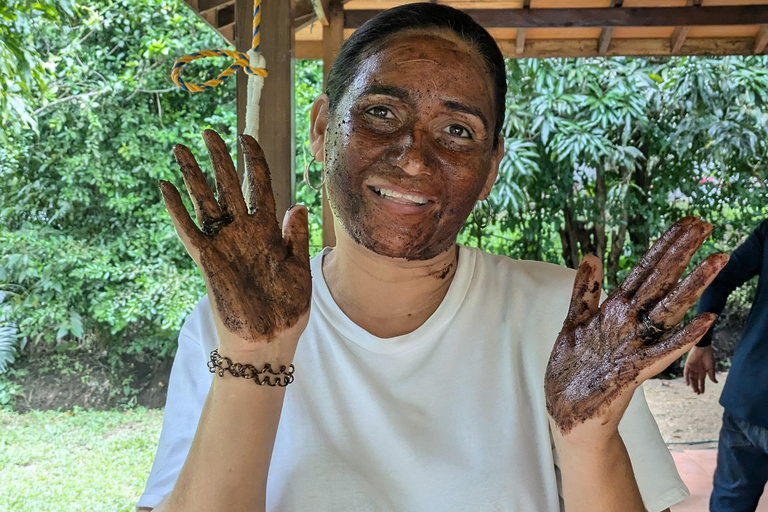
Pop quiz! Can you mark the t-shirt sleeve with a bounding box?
[136,328,213,509]
[618,385,689,512]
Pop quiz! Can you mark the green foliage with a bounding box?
[0,0,328,370]
[294,59,324,254]
[0,0,75,131]
[0,375,21,407]
[0,0,233,363]
[0,407,163,510]
[492,57,768,289]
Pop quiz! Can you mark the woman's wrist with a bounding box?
[555,428,624,462]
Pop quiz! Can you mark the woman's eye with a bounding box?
[366,106,394,119]
[445,124,472,139]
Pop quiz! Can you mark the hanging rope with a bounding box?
[171,0,269,202]
[171,0,267,94]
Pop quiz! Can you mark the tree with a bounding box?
[0,0,325,372]
[0,0,75,132]
[492,57,768,289]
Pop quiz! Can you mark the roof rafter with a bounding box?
[346,6,768,29]
[515,0,530,56]
[597,0,622,56]
[755,26,768,53]
[670,0,702,55]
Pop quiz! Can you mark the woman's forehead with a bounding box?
[347,32,493,102]
[371,31,483,71]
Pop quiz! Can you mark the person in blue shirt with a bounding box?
[684,218,768,512]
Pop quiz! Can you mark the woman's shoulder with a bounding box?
[467,246,577,290]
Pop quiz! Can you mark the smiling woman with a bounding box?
[311,32,502,261]
[137,4,727,512]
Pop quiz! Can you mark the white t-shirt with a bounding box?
[138,246,688,511]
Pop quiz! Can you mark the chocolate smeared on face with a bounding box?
[322,32,500,261]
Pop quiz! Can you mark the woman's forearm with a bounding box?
[556,431,646,512]
[156,371,288,512]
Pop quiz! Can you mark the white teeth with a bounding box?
[372,187,428,205]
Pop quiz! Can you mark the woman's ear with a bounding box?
[310,94,330,162]
[479,136,504,200]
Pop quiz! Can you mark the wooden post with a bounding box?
[320,0,344,247]
[236,0,295,223]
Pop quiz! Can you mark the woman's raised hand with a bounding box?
[545,217,728,438]
[159,130,312,357]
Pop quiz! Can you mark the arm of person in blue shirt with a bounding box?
[685,219,767,394]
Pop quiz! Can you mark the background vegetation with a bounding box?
[0,406,162,510]
[1,0,766,389]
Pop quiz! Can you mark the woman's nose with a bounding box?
[386,129,432,176]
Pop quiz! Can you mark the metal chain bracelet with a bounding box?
[207,349,295,387]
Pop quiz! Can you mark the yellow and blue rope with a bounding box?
[171,0,267,93]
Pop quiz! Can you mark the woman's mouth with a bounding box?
[370,186,429,206]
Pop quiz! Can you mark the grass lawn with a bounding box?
[0,407,163,511]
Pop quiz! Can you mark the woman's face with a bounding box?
[312,32,503,261]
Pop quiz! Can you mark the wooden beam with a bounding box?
[516,29,526,55]
[670,0,699,55]
[190,1,234,45]
[516,0,529,56]
[598,0,621,56]
[670,26,689,54]
[320,0,343,248]
[296,40,323,59]
[497,37,756,59]
[216,4,234,28]
[598,28,613,55]
[293,0,313,20]
[755,26,768,54]
[237,0,295,222]
[218,22,234,44]
[346,6,768,29]
[198,0,231,14]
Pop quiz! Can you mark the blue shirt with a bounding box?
[697,219,768,429]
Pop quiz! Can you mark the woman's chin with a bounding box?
[349,228,453,262]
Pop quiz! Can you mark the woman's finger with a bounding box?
[159,180,204,260]
[647,252,729,328]
[172,144,223,228]
[282,205,310,269]
[565,255,603,326]
[632,220,713,311]
[240,134,278,225]
[638,313,717,382]
[619,216,697,296]
[203,129,248,217]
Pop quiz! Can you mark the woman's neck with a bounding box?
[322,223,459,339]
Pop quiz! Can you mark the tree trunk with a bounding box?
[594,164,607,264]
[628,146,651,254]
[607,208,629,289]
[560,203,581,269]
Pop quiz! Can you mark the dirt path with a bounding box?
[644,372,727,450]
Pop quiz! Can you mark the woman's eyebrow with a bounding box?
[359,85,411,102]
[443,100,488,130]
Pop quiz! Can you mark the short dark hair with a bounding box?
[325,2,506,148]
